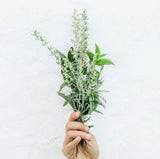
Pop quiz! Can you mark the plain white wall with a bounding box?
[0,0,160,158]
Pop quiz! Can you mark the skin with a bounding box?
[62,111,100,159]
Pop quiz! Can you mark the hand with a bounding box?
[62,111,99,159]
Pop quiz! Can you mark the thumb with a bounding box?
[66,136,81,151]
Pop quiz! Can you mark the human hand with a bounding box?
[62,111,99,159]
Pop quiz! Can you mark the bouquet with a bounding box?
[33,9,114,132]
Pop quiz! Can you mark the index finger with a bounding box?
[68,111,81,122]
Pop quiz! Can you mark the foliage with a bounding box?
[33,9,114,127]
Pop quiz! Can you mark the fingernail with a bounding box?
[86,134,91,139]
[75,111,80,117]
[85,126,89,132]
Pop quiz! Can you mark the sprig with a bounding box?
[32,9,115,125]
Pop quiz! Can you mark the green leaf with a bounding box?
[68,47,74,62]
[87,51,94,61]
[95,70,100,79]
[83,117,91,123]
[96,58,114,66]
[88,125,94,129]
[61,70,67,81]
[94,109,103,114]
[98,100,106,108]
[63,100,68,107]
[99,90,110,92]
[82,66,87,75]
[95,43,100,54]
[59,81,68,92]
[57,92,73,107]
[76,114,90,123]
[92,100,98,108]
[55,50,66,58]
[100,53,107,58]
[95,79,103,90]
[90,98,99,111]
[60,58,64,66]
[99,95,107,103]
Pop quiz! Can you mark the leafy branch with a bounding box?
[32,9,115,126]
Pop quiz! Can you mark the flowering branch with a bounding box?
[32,9,114,126]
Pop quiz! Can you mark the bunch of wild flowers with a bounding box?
[33,9,114,127]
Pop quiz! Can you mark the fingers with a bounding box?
[65,121,89,133]
[63,130,92,146]
[62,136,81,156]
[68,111,81,122]
[63,111,90,146]
[62,111,96,158]
[66,136,81,150]
[67,130,92,141]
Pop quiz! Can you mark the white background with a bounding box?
[0,0,160,158]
